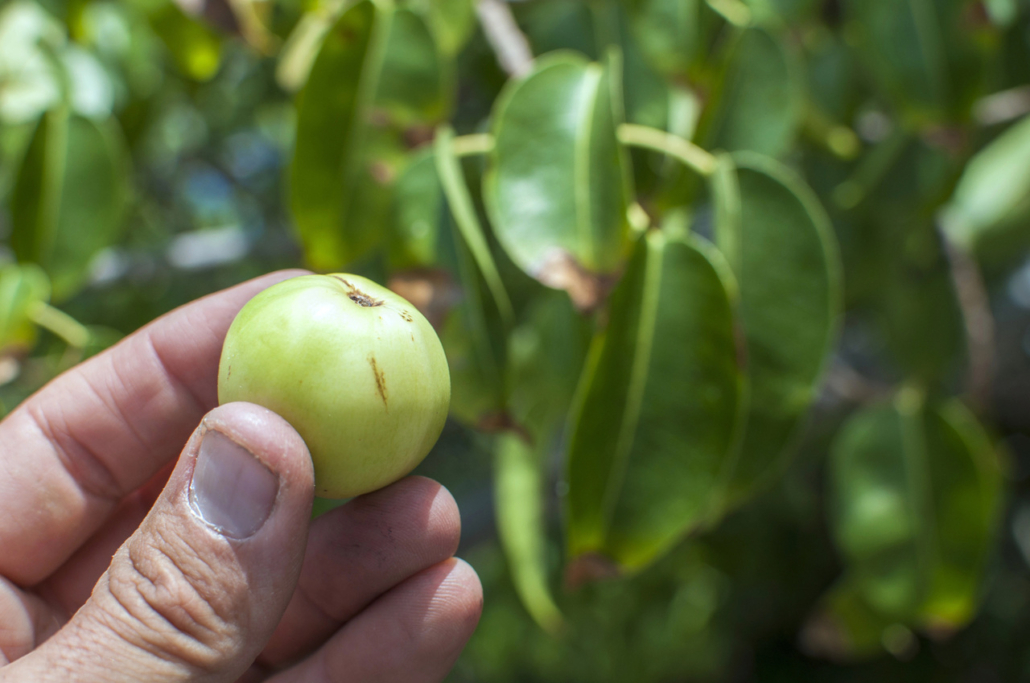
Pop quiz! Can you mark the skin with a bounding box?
[218,274,450,499]
[0,271,482,683]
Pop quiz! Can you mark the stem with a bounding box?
[617,124,717,177]
[28,302,91,348]
[943,236,995,415]
[476,0,533,78]
[451,134,495,157]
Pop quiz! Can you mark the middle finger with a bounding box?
[255,475,462,669]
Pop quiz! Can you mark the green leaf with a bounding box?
[940,114,1030,256]
[11,110,129,301]
[565,231,745,573]
[485,51,633,291]
[830,397,925,620]
[435,125,514,327]
[917,400,1003,629]
[0,263,51,353]
[846,0,979,120]
[495,432,564,634]
[829,391,1002,630]
[714,152,842,503]
[621,0,703,77]
[700,28,802,158]
[289,0,454,271]
[507,290,591,440]
[403,0,475,56]
[289,0,386,270]
[376,7,453,126]
[389,149,444,269]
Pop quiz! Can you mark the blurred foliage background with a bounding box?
[4,0,1030,679]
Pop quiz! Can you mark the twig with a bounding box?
[942,235,995,415]
[476,0,534,78]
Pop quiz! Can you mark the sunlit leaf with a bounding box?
[10,110,130,301]
[0,1,65,125]
[714,152,842,504]
[485,51,633,299]
[565,231,744,575]
[940,114,1030,260]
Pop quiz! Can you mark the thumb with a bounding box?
[10,403,315,683]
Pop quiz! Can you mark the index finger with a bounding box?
[0,270,307,586]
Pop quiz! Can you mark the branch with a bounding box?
[943,236,995,415]
[476,0,533,78]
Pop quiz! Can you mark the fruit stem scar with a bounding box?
[332,275,384,307]
[368,354,388,408]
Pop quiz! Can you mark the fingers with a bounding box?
[0,269,306,586]
[3,403,315,683]
[256,477,462,668]
[265,559,483,683]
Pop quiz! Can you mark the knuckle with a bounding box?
[97,523,246,672]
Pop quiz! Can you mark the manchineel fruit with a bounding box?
[217,274,450,498]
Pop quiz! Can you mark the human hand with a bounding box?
[0,271,482,682]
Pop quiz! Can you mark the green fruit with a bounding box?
[217,274,450,498]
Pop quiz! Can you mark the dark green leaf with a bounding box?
[565,231,744,573]
[700,28,802,158]
[377,7,453,126]
[621,0,703,77]
[714,152,842,503]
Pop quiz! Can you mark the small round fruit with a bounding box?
[217,274,450,498]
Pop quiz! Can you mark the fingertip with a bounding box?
[200,402,315,493]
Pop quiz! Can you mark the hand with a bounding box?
[0,271,482,682]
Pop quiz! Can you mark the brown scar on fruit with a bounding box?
[368,354,388,408]
[333,275,384,307]
[397,309,413,322]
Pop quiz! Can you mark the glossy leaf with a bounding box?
[0,1,64,125]
[714,152,842,503]
[940,114,1030,255]
[495,432,564,634]
[565,231,744,573]
[701,28,802,158]
[10,110,129,300]
[0,264,50,353]
[485,51,633,290]
[829,392,1002,632]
